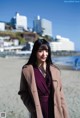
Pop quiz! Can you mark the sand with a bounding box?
[0,57,80,118]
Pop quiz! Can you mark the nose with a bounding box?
[42,50,47,55]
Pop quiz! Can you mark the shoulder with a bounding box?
[50,64,61,76]
[22,64,33,73]
[21,64,33,84]
[50,64,60,71]
[22,64,32,69]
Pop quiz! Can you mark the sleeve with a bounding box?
[18,70,36,113]
[59,71,69,118]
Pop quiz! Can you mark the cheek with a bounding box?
[36,52,41,59]
[46,52,48,57]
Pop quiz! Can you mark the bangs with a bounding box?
[38,44,48,51]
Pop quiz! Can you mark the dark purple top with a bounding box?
[34,67,54,118]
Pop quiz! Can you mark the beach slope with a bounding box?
[0,57,80,118]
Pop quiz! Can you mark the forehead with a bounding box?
[38,44,48,50]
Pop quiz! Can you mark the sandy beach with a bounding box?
[0,57,80,118]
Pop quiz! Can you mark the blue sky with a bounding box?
[0,0,80,50]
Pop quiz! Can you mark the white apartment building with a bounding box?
[0,22,5,31]
[41,19,52,36]
[11,12,27,30]
[33,16,52,37]
[49,35,75,51]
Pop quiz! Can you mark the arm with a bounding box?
[59,71,69,118]
[18,71,36,113]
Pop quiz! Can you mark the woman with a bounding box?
[18,38,69,118]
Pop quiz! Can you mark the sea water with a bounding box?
[52,56,80,70]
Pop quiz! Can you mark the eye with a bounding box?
[44,49,48,53]
[38,49,43,52]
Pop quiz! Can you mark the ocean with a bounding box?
[52,56,80,70]
[0,51,80,70]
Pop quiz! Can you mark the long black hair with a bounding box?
[27,38,53,67]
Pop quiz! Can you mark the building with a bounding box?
[0,22,5,31]
[41,19,52,36]
[33,16,52,37]
[49,35,75,51]
[10,12,27,30]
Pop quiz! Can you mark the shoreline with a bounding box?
[0,56,80,71]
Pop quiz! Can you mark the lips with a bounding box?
[41,57,47,60]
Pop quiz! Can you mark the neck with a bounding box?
[37,62,46,71]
